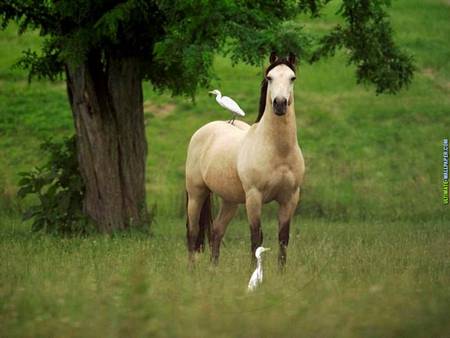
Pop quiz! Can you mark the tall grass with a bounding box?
[1,216,449,337]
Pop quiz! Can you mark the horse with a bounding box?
[185,52,305,267]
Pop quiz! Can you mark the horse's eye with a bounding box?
[291,76,297,82]
[266,76,272,81]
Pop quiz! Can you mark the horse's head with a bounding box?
[257,52,297,121]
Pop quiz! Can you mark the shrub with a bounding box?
[17,136,91,234]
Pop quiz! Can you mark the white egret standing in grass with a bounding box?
[247,247,270,292]
[209,89,245,124]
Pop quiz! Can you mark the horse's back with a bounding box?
[187,120,249,154]
[186,120,250,202]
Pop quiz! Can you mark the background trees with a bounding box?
[0,0,413,231]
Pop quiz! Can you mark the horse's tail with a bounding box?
[186,191,212,251]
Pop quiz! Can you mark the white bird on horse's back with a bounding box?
[209,89,245,124]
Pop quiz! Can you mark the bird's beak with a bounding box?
[208,91,215,94]
[263,248,271,252]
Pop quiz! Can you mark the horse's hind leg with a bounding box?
[211,200,238,265]
[245,189,263,263]
[277,189,300,268]
[186,187,209,260]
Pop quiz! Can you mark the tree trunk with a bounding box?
[65,54,148,232]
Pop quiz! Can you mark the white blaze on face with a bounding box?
[266,65,296,112]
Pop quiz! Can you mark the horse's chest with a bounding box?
[262,164,298,202]
[238,141,304,202]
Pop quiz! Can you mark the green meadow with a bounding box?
[0,0,449,337]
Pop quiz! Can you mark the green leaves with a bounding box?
[17,136,90,234]
[14,37,64,81]
[227,21,313,66]
[1,0,414,97]
[311,0,414,93]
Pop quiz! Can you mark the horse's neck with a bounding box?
[258,94,298,152]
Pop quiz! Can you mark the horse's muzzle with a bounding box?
[273,97,287,116]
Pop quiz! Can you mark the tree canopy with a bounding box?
[1,0,413,96]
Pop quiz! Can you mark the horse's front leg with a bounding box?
[278,189,300,268]
[245,189,263,263]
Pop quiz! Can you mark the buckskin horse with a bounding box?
[185,52,305,267]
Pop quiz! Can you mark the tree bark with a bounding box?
[65,54,148,232]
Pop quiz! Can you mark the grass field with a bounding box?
[1,217,449,337]
[0,0,449,336]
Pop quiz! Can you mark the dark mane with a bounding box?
[255,58,296,123]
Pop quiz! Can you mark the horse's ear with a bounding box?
[288,52,297,66]
[269,52,278,64]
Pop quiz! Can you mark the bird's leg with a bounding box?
[228,115,235,125]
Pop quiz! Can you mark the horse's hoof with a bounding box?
[210,256,219,266]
